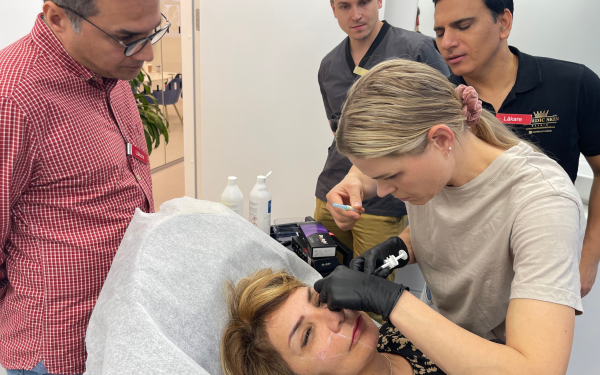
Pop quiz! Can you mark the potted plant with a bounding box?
[129,69,169,155]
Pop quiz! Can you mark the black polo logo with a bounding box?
[528,110,560,134]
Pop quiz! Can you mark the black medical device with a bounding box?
[270,217,353,277]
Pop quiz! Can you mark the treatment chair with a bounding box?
[84,198,321,375]
[152,74,183,124]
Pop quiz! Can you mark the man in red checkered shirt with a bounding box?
[0,0,167,373]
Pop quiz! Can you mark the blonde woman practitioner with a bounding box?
[314,59,585,374]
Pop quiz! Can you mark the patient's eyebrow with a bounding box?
[289,316,305,347]
[288,289,312,347]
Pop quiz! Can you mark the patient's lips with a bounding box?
[349,316,363,350]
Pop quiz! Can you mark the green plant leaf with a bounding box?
[144,130,153,156]
[129,67,171,155]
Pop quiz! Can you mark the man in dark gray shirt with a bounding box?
[315,0,450,259]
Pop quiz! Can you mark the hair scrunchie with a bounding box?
[455,84,483,127]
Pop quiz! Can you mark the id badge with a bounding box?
[126,143,149,164]
[496,113,532,125]
[353,66,369,76]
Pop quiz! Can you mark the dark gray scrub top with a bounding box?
[316,21,451,217]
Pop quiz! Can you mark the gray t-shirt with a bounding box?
[408,143,585,342]
[316,22,450,217]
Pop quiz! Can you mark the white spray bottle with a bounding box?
[249,171,272,234]
[221,176,244,217]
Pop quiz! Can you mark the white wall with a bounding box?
[384,0,419,30]
[0,1,41,50]
[199,1,380,220]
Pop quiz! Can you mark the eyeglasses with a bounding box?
[57,5,171,57]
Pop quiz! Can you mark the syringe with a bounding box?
[373,250,409,275]
[332,203,361,213]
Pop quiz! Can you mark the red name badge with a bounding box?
[126,143,149,164]
[496,113,532,125]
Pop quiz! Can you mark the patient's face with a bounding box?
[266,287,380,374]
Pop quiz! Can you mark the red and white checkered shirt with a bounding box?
[0,15,153,374]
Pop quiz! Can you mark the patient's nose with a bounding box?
[319,308,345,333]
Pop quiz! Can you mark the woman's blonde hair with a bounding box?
[336,59,537,159]
[220,269,305,375]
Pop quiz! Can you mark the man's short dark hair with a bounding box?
[433,0,514,22]
[43,0,99,32]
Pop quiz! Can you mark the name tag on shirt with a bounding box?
[496,113,532,125]
[126,143,149,165]
[353,66,369,76]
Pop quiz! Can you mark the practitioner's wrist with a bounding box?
[369,276,409,322]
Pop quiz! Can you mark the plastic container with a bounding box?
[220,176,244,216]
[249,173,272,234]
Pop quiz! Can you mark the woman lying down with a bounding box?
[220,269,440,375]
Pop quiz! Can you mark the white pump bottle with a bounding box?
[220,176,244,217]
[249,172,272,234]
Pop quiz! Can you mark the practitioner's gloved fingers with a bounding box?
[313,265,407,321]
[314,276,343,312]
[373,266,393,279]
[349,236,410,277]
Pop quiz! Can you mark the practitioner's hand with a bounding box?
[350,236,410,278]
[326,176,366,231]
[580,256,599,297]
[314,266,407,322]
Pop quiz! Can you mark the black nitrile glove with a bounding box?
[350,236,409,278]
[314,265,408,322]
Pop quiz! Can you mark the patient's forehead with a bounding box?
[267,287,310,325]
[265,287,311,348]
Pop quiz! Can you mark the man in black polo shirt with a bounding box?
[433,0,600,297]
[316,0,449,260]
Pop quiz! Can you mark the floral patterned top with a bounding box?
[378,323,446,375]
